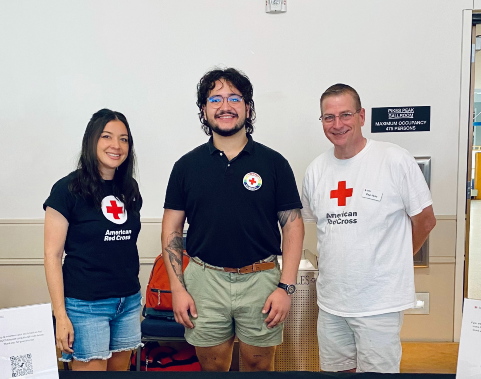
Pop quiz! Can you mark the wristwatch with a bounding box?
[278,282,296,295]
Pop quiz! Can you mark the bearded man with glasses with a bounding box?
[301,83,436,373]
[161,67,304,371]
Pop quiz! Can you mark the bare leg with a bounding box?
[195,336,235,371]
[107,351,132,371]
[239,340,276,371]
[71,359,107,371]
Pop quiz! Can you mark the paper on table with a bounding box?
[457,298,481,378]
[0,303,58,379]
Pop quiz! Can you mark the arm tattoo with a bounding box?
[277,208,302,228]
[165,232,185,287]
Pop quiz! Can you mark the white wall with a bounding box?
[0,0,471,219]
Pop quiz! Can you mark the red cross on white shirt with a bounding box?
[330,181,353,206]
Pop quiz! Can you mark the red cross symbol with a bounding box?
[106,200,123,219]
[249,178,257,185]
[330,181,353,206]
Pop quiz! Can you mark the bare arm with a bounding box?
[263,209,304,328]
[164,231,186,288]
[161,209,196,328]
[411,205,436,255]
[44,207,73,353]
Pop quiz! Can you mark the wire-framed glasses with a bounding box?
[320,109,361,124]
[207,95,244,108]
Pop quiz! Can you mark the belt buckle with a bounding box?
[237,267,241,274]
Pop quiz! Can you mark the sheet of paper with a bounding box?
[457,298,481,378]
[0,303,58,379]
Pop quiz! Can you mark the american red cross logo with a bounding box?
[106,200,123,219]
[249,178,257,185]
[330,181,353,206]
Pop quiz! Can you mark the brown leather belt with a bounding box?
[191,257,276,274]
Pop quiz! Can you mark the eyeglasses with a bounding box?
[319,110,361,124]
[207,95,244,108]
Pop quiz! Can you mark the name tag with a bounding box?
[362,188,383,202]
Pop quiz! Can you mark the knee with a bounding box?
[197,355,231,372]
[241,352,275,371]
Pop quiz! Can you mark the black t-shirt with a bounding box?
[164,135,302,268]
[43,172,142,301]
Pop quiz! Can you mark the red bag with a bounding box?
[145,252,190,312]
[131,342,201,371]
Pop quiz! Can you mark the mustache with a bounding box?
[215,110,238,118]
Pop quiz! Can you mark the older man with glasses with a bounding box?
[161,67,304,371]
[301,83,436,373]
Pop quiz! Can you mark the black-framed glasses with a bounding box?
[319,109,361,124]
[207,95,244,108]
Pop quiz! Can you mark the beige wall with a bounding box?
[0,217,456,342]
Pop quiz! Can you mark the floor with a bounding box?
[400,342,458,374]
[469,200,481,300]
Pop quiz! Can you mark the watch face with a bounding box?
[287,285,296,295]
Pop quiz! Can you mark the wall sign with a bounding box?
[371,106,430,133]
[0,303,58,379]
[457,298,481,379]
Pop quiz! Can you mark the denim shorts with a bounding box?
[61,291,142,362]
[184,257,283,348]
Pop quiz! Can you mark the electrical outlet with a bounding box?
[404,293,429,315]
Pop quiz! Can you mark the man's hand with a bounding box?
[262,288,292,328]
[55,315,74,354]
[172,288,197,329]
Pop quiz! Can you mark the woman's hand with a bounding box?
[55,314,74,354]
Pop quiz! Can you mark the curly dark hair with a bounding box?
[68,109,140,212]
[196,67,256,135]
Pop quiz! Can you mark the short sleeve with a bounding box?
[398,157,433,217]
[134,193,143,213]
[133,179,143,212]
[43,177,76,221]
[301,170,317,222]
[275,159,302,212]
[164,160,185,210]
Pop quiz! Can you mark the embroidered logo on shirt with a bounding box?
[101,196,127,224]
[243,172,262,191]
[330,181,353,206]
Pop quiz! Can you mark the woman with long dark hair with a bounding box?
[44,109,142,371]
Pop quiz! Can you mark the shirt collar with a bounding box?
[208,134,254,155]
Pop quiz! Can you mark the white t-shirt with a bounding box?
[302,139,433,317]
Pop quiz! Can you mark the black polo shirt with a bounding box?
[164,134,302,268]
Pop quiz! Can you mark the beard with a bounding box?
[207,110,246,137]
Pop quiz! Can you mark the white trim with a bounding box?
[0,256,456,266]
[427,257,456,264]
[434,215,457,220]
[0,219,44,224]
[454,9,473,342]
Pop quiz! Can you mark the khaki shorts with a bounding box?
[317,308,404,373]
[184,257,283,348]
